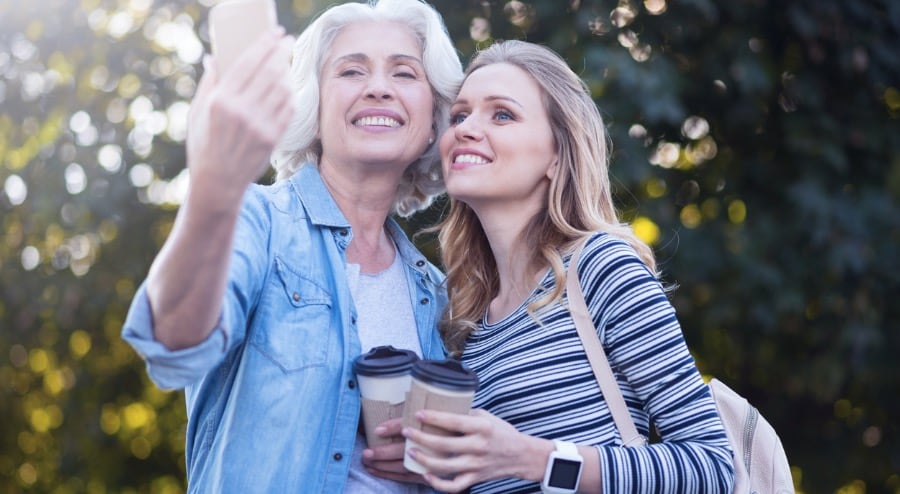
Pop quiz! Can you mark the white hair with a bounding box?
[271,0,463,217]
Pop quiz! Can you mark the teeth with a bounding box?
[354,116,400,127]
[454,154,488,164]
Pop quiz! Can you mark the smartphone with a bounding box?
[208,0,278,75]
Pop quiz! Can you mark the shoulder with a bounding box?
[576,232,661,295]
[245,179,299,212]
[579,232,646,269]
[237,178,321,231]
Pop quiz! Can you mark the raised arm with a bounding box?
[146,29,294,350]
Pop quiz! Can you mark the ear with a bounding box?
[545,155,560,180]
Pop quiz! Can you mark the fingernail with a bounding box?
[362,449,373,458]
[374,426,386,435]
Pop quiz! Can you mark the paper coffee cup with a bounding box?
[353,346,419,447]
[402,359,479,474]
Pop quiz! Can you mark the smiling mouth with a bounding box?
[353,116,401,127]
[453,154,490,164]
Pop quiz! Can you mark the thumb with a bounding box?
[188,56,217,119]
[195,55,218,98]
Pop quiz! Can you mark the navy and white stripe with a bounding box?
[461,233,734,493]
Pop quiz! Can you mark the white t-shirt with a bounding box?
[344,252,426,494]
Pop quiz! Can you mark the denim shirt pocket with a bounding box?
[250,257,334,372]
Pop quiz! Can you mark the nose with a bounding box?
[454,114,484,141]
[364,72,394,100]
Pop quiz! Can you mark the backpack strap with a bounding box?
[567,236,647,447]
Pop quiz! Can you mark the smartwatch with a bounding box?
[541,440,583,494]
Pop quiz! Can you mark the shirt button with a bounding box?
[420,298,429,305]
[416,260,425,267]
[339,229,348,236]
[351,316,357,325]
[348,380,355,389]
[292,293,300,302]
[333,452,343,461]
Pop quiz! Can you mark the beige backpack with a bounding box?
[708,378,794,493]
[567,238,795,493]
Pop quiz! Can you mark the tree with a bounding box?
[1,0,897,492]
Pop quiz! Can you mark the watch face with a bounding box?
[548,458,581,489]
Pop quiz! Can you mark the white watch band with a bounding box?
[553,440,579,456]
[541,440,583,494]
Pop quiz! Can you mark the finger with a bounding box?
[403,425,482,456]
[258,72,295,121]
[405,444,481,477]
[189,57,218,118]
[416,409,485,435]
[423,470,478,494]
[252,85,295,148]
[363,441,406,463]
[240,36,294,104]
[375,417,405,437]
[402,427,455,455]
[364,458,409,474]
[364,467,426,485]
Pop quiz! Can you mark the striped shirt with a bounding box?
[461,233,734,493]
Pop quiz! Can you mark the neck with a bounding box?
[472,201,547,322]
[319,158,401,273]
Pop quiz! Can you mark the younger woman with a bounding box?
[402,40,735,493]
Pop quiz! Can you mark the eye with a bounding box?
[494,109,516,122]
[449,112,468,125]
[339,68,364,77]
[394,70,418,79]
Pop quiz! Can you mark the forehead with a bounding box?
[327,21,423,63]
[459,63,544,104]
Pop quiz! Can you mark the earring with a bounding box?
[428,136,435,145]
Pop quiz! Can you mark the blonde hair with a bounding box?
[438,40,657,353]
[271,0,463,217]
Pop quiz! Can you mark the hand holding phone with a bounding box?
[208,0,279,76]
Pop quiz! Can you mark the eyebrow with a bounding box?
[453,95,525,110]
[331,53,424,67]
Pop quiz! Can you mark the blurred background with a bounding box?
[1,0,898,492]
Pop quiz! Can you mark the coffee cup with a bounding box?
[353,346,419,447]
[402,359,479,474]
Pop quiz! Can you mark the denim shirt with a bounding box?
[122,164,448,493]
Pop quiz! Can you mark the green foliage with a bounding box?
[2,0,897,492]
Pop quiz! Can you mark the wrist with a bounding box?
[540,440,584,494]
[523,437,556,483]
[184,174,247,217]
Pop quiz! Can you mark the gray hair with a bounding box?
[272,0,463,217]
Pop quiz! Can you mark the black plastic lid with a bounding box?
[353,346,419,377]
[411,359,479,391]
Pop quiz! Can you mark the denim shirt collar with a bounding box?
[287,163,433,279]
[288,163,351,229]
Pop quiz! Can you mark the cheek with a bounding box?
[438,130,454,156]
[407,87,435,123]
[317,93,341,128]
[524,127,556,164]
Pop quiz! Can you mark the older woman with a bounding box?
[121,0,462,492]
